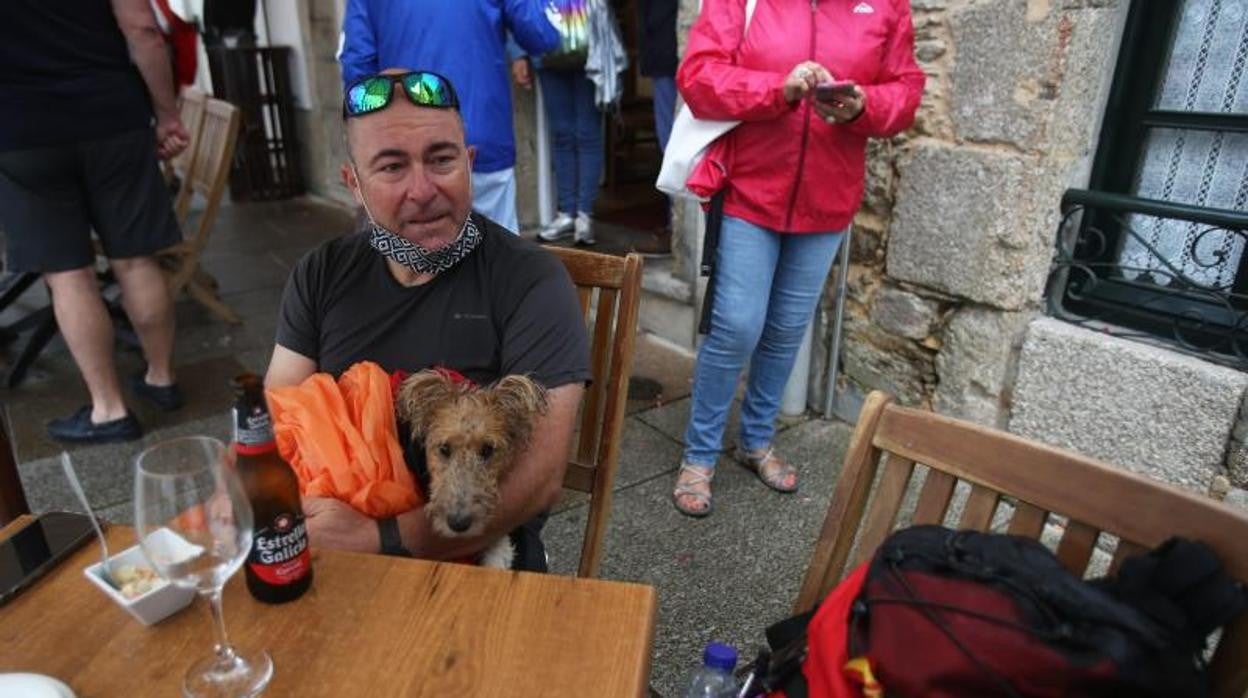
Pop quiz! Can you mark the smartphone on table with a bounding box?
[814,81,857,103]
[0,511,97,606]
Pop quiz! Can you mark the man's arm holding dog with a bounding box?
[299,382,582,558]
[266,344,318,388]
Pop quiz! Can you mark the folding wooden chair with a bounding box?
[166,86,208,219]
[155,97,242,324]
[794,391,1248,697]
[549,248,643,578]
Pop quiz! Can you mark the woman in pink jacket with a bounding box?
[672,0,923,517]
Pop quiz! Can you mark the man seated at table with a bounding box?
[264,68,589,571]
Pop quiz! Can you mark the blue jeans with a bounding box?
[538,69,603,215]
[470,167,518,233]
[652,76,677,153]
[652,76,678,223]
[683,216,845,467]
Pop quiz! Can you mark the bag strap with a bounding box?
[696,0,759,32]
[697,191,726,335]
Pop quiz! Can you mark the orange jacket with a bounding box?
[267,361,422,519]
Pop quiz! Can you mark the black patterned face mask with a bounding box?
[352,163,482,276]
[366,215,482,276]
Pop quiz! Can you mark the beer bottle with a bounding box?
[231,373,313,603]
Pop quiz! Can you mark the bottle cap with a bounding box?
[703,642,737,671]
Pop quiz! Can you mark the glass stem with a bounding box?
[204,587,238,664]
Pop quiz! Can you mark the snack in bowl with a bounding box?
[113,564,164,600]
[83,535,195,626]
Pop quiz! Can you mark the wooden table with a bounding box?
[0,517,657,696]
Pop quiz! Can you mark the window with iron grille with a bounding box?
[1049,0,1248,367]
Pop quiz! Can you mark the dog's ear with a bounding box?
[395,370,458,438]
[489,375,549,447]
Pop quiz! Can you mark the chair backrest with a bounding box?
[795,391,1248,697]
[549,247,643,578]
[158,98,239,298]
[181,98,241,252]
[170,86,208,220]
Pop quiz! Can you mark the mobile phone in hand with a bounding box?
[815,81,857,102]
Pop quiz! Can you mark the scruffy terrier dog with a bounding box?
[395,369,548,569]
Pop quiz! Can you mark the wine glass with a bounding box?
[134,436,273,697]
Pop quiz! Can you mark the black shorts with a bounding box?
[0,128,181,273]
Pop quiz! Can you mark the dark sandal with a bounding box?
[672,464,714,518]
[735,446,799,493]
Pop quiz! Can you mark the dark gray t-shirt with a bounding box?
[276,214,590,388]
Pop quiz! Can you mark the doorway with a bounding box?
[532,0,670,255]
[597,0,668,251]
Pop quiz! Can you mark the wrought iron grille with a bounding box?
[1047,189,1248,369]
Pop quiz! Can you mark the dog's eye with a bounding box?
[479,444,494,460]
[438,443,452,458]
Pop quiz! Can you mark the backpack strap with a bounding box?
[733,608,815,697]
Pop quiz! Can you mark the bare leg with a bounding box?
[110,256,176,386]
[44,267,128,422]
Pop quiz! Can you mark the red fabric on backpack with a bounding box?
[763,563,870,698]
[857,570,1119,697]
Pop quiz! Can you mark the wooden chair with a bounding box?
[794,391,1248,696]
[550,248,643,578]
[167,86,208,220]
[155,97,243,324]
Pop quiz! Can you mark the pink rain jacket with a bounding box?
[679,0,925,233]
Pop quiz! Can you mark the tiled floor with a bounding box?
[0,198,852,696]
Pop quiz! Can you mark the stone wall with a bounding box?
[1012,319,1248,494]
[825,0,1126,428]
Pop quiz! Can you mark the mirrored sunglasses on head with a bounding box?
[343,70,459,118]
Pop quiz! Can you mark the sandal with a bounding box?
[672,463,714,518]
[735,445,799,493]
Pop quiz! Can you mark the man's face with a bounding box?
[345,96,474,249]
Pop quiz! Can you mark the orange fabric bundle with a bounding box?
[266,361,423,518]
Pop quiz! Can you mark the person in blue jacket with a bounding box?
[340,0,559,234]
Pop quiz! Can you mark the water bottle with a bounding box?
[684,642,739,698]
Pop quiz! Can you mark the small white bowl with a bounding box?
[83,535,195,626]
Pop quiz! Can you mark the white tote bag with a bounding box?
[655,0,758,201]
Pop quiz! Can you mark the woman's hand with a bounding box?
[813,85,866,124]
[783,61,833,104]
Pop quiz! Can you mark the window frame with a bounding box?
[1052,0,1248,367]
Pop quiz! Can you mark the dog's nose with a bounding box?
[446,513,474,533]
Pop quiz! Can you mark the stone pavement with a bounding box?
[0,198,854,696]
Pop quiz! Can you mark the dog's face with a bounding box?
[395,371,548,538]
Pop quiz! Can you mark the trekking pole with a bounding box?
[822,225,852,419]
